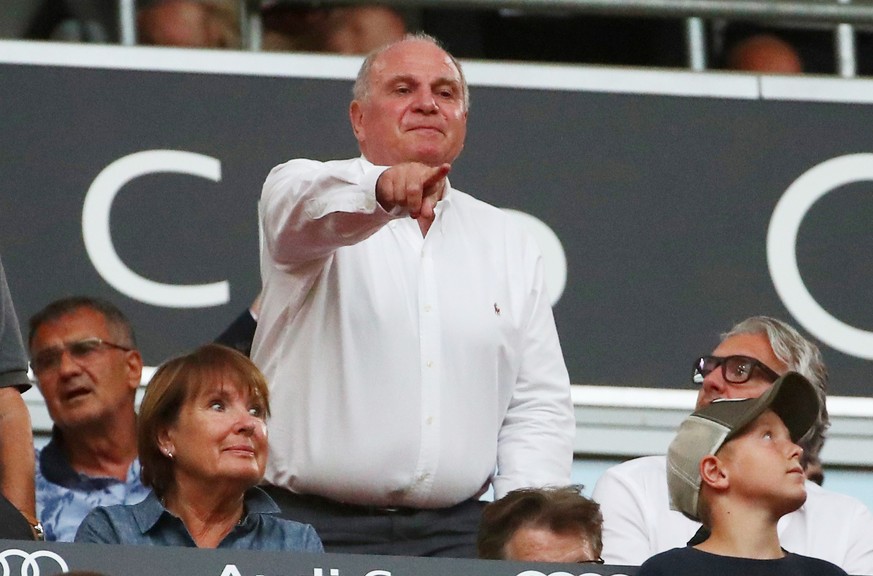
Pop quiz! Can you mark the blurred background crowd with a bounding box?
[4,0,873,75]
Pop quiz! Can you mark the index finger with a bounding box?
[422,163,451,189]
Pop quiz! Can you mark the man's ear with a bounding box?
[125,349,144,392]
[349,100,364,141]
[700,454,730,490]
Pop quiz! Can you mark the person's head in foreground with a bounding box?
[477,485,603,563]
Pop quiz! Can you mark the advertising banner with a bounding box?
[0,540,636,576]
[2,41,872,397]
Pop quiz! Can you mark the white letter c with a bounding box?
[82,150,229,308]
[767,153,873,359]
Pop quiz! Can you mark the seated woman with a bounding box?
[75,344,322,551]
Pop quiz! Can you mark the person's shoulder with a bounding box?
[803,481,873,519]
[593,455,670,513]
[599,455,667,481]
[85,500,137,521]
[449,191,542,251]
[638,547,693,574]
[262,516,324,552]
[265,157,362,181]
[786,552,850,575]
[449,187,506,217]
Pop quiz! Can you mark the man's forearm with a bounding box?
[0,387,36,523]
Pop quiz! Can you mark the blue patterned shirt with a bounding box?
[74,487,323,552]
[36,431,150,542]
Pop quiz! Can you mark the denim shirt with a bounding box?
[75,487,324,552]
[36,431,150,542]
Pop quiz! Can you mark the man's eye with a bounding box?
[71,341,99,356]
[210,401,224,411]
[249,406,264,418]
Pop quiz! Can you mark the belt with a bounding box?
[278,489,422,516]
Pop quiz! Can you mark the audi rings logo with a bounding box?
[0,549,69,576]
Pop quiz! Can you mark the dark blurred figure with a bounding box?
[137,0,239,47]
[726,32,803,73]
[215,295,260,358]
[26,0,404,54]
[261,2,406,54]
[423,9,686,68]
[714,22,841,74]
[25,0,122,42]
[0,255,39,540]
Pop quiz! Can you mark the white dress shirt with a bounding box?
[592,455,873,574]
[253,157,574,508]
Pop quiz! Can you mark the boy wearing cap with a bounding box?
[637,372,847,575]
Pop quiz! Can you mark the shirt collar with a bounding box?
[39,427,76,485]
[40,426,143,486]
[133,487,280,534]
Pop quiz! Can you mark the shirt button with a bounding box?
[424,304,432,312]
[426,360,433,368]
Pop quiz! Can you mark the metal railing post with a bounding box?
[240,0,264,51]
[118,0,137,46]
[685,15,708,71]
[837,0,857,77]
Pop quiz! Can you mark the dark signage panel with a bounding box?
[0,540,637,576]
[2,45,872,396]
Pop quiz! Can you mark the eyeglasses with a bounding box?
[579,557,605,564]
[692,355,780,385]
[30,337,132,375]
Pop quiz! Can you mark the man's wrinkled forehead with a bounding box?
[371,40,459,79]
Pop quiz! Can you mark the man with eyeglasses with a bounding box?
[592,316,873,574]
[28,296,150,541]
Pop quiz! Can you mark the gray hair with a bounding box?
[352,32,469,112]
[28,296,137,350]
[722,316,829,466]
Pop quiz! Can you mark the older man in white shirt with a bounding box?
[253,33,574,558]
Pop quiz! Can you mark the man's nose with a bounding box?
[57,349,83,377]
[701,369,728,395]
[413,90,438,112]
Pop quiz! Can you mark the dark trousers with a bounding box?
[262,486,485,558]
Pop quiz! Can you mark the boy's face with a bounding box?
[717,409,807,517]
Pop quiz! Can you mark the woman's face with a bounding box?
[160,377,268,491]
